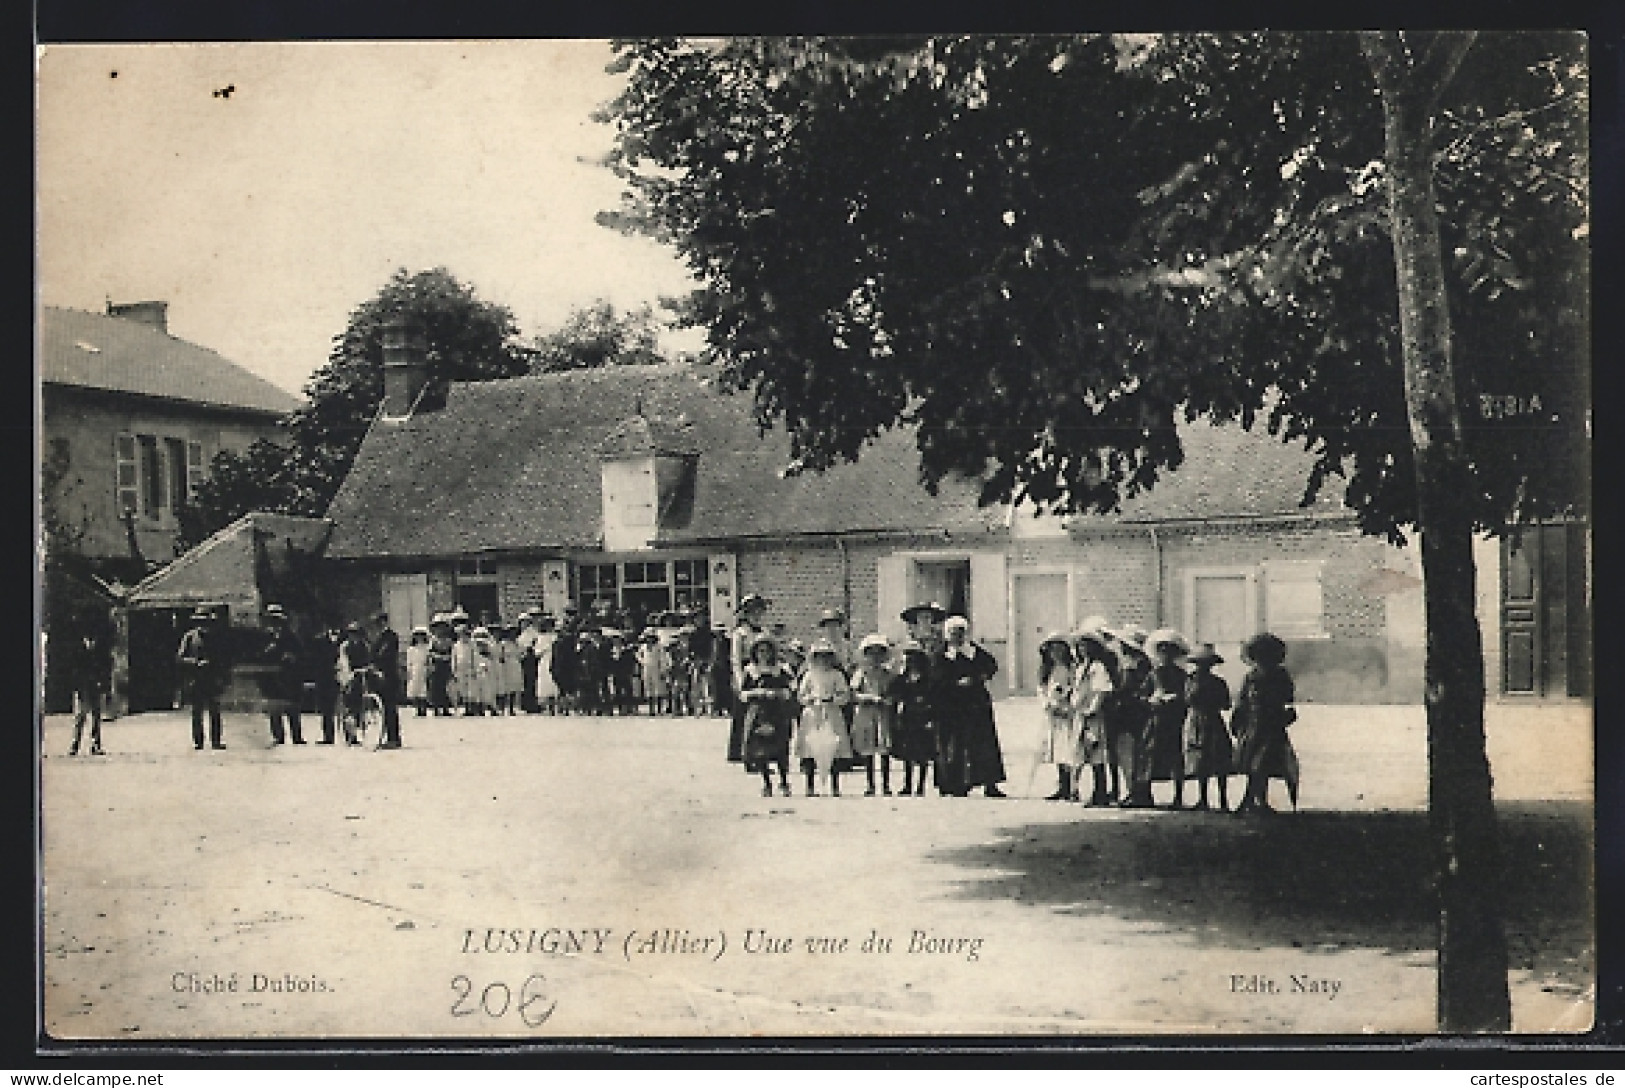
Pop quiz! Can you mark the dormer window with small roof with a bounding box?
[598,412,699,552]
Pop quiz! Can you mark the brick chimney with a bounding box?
[380,313,429,419]
[107,300,169,333]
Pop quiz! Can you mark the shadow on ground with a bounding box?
[931,801,1592,994]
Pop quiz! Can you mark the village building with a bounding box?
[42,302,300,566]
[318,351,1589,705]
[40,302,302,712]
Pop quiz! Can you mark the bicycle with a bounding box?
[340,666,388,749]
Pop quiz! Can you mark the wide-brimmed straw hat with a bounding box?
[943,615,970,633]
[1110,624,1150,649]
[900,601,947,623]
[1039,630,1074,653]
[859,632,890,654]
[817,607,847,626]
[1146,627,1189,655]
[810,638,839,658]
[1187,642,1225,666]
[1242,632,1288,666]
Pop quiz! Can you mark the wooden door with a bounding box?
[1012,573,1069,694]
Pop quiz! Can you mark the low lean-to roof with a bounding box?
[127,513,332,611]
[324,363,1346,561]
[40,306,301,417]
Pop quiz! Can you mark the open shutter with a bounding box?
[969,552,1008,641]
[876,554,909,644]
[708,553,737,627]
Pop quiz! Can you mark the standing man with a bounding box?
[900,602,950,791]
[370,611,403,749]
[727,593,771,763]
[310,625,343,743]
[262,604,306,745]
[177,607,227,751]
[66,621,112,756]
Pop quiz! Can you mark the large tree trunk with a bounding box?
[1362,31,1511,1032]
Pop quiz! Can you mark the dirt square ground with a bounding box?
[40,699,1593,1039]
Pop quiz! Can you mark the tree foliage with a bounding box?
[600,34,1586,543]
[531,298,668,372]
[175,268,532,550]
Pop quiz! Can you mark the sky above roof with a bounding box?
[36,40,701,398]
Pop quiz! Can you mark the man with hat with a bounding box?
[336,621,373,745]
[369,611,403,748]
[176,606,227,750]
[261,604,307,745]
[899,601,948,659]
[727,592,771,764]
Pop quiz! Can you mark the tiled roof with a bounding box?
[324,364,1345,560]
[1105,419,1346,525]
[40,306,301,416]
[324,364,1004,559]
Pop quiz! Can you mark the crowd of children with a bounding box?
[403,606,731,719]
[1037,618,1299,815]
[730,599,1009,800]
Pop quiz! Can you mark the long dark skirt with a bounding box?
[727,701,748,763]
[956,703,1006,788]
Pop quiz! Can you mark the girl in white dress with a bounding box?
[405,627,431,717]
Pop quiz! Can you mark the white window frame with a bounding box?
[1263,559,1329,639]
[1183,565,1260,645]
[185,440,206,501]
[114,433,139,518]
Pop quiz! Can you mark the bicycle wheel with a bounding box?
[361,696,385,746]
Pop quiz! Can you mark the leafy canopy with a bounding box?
[176,267,532,549]
[601,33,1586,542]
[531,298,668,373]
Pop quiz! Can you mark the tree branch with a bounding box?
[1412,30,1478,112]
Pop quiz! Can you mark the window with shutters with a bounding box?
[115,434,139,517]
[1263,560,1326,638]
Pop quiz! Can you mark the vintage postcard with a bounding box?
[36,36,1593,1043]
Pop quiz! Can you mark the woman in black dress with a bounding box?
[936,616,1006,798]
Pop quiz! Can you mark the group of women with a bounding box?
[1037,618,1300,815]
